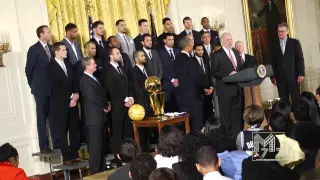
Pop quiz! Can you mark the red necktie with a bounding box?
[228,49,237,70]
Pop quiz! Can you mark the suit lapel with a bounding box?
[220,49,235,71]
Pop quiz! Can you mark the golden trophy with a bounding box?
[145,76,165,116]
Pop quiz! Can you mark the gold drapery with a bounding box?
[47,0,170,46]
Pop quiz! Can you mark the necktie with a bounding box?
[228,49,237,70]
[61,63,68,77]
[123,35,130,51]
[143,68,148,78]
[169,49,175,60]
[240,56,245,63]
[149,51,152,59]
[117,66,123,77]
[71,43,78,60]
[199,58,205,73]
[281,41,285,54]
[45,45,51,61]
[206,46,211,55]
[99,40,104,48]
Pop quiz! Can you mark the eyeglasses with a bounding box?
[278,30,287,33]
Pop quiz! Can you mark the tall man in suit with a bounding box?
[25,25,53,153]
[235,41,257,69]
[115,19,136,66]
[174,36,204,132]
[141,34,163,79]
[80,57,111,174]
[46,42,80,166]
[105,47,134,156]
[201,32,215,61]
[270,22,305,108]
[200,17,219,46]
[179,17,201,46]
[90,21,109,68]
[158,33,179,112]
[134,19,150,50]
[158,18,179,48]
[211,32,243,137]
[194,44,214,123]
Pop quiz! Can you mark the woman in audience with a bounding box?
[155,125,184,168]
[269,101,293,135]
[300,91,320,125]
[148,168,180,180]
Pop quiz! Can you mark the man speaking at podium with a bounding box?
[211,32,243,137]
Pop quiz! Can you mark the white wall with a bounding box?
[0,0,51,176]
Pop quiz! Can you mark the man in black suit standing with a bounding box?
[211,32,243,137]
[201,32,215,61]
[90,21,109,68]
[194,44,214,123]
[179,17,201,46]
[46,42,80,166]
[134,19,159,50]
[141,34,163,79]
[158,33,179,112]
[105,47,134,156]
[158,18,179,49]
[200,17,219,46]
[270,22,305,108]
[174,36,204,132]
[25,25,53,154]
[80,57,111,174]
[235,41,257,69]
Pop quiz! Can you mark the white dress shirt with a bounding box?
[165,45,175,60]
[185,29,192,35]
[195,55,205,73]
[64,37,79,60]
[280,37,287,54]
[203,171,232,180]
[55,58,68,77]
[93,36,104,47]
[143,47,152,59]
[39,40,48,49]
[204,44,211,55]
[222,46,237,67]
[136,64,148,77]
[181,51,190,57]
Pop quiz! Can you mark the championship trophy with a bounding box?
[145,76,165,116]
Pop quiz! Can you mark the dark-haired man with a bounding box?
[199,17,219,46]
[90,21,109,68]
[134,19,158,50]
[115,19,136,66]
[179,17,201,45]
[25,25,54,154]
[129,153,157,180]
[158,18,179,48]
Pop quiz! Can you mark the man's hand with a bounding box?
[297,76,304,83]
[107,103,111,112]
[69,99,77,107]
[72,93,79,101]
[103,109,109,113]
[128,98,134,106]
[271,78,277,86]
[229,71,237,75]
[172,79,179,87]
[204,88,214,95]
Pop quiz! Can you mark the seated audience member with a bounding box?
[299,150,320,180]
[0,143,35,180]
[173,133,211,180]
[130,153,157,180]
[236,105,265,151]
[268,101,293,135]
[290,100,313,139]
[148,168,180,180]
[194,146,232,180]
[108,139,137,180]
[300,91,320,125]
[155,125,184,169]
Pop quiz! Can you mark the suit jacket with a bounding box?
[211,48,242,98]
[173,53,204,106]
[25,41,53,97]
[107,163,131,180]
[90,37,109,68]
[178,30,201,46]
[142,49,163,79]
[270,38,305,84]
[133,34,159,50]
[199,29,219,46]
[242,54,257,69]
[202,43,215,62]
[80,74,108,126]
[116,33,136,66]
[194,56,213,89]
[61,38,83,65]
[157,32,180,49]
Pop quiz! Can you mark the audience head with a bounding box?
[179,37,193,53]
[0,143,19,167]
[164,33,175,47]
[84,41,96,58]
[107,36,121,49]
[294,122,320,150]
[213,41,222,52]
[278,22,289,40]
[182,16,193,30]
[194,44,204,58]
[92,20,105,37]
[272,101,292,118]
[65,23,78,40]
[195,146,220,176]
[133,50,146,65]
[138,19,149,34]
[243,104,265,126]
[316,86,320,103]
[162,18,173,32]
[291,100,312,123]
[235,41,245,54]
[201,32,211,45]
[201,17,210,30]
[118,139,137,164]
[300,91,320,124]
[130,153,157,180]
[220,32,233,50]
[158,125,184,158]
[82,56,96,74]
[36,25,52,41]
[141,33,152,49]
[148,168,180,180]
[269,112,289,132]
[109,47,121,63]
[53,42,67,59]
[116,19,126,33]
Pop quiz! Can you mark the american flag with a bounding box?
[88,16,94,39]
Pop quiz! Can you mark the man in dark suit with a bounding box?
[25,25,53,154]
[178,17,201,46]
[104,47,134,156]
[158,33,179,112]
[141,34,163,79]
[158,18,179,49]
[235,41,257,69]
[134,19,158,50]
[90,21,109,68]
[201,31,215,61]
[194,44,214,123]
[46,42,81,166]
[200,17,219,46]
[61,23,83,66]
[80,57,111,174]
[270,22,305,108]
[211,32,243,137]
[174,36,204,132]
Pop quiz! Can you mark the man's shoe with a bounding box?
[72,158,87,163]
[63,160,75,166]
[40,148,55,154]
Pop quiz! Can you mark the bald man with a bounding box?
[211,32,243,137]
[235,41,257,69]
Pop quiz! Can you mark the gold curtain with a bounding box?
[47,0,170,47]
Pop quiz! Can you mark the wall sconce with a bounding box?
[0,27,11,67]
